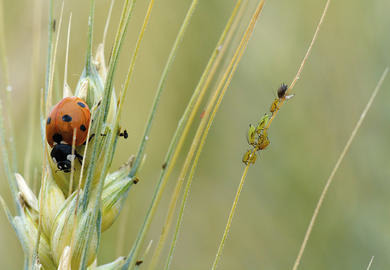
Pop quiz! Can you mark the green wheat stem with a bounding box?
[45,0,64,122]
[43,0,54,116]
[80,0,137,267]
[211,1,331,267]
[85,0,95,77]
[211,157,251,270]
[0,195,29,256]
[69,109,96,266]
[367,256,375,270]
[122,1,200,269]
[114,0,155,253]
[102,0,116,48]
[84,128,126,270]
[39,87,46,157]
[78,209,95,270]
[211,1,332,268]
[79,0,137,268]
[81,0,135,210]
[33,3,65,267]
[79,130,114,270]
[44,2,65,161]
[63,13,72,96]
[134,240,153,269]
[292,67,388,270]
[126,0,198,180]
[116,204,132,256]
[125,0,198,179]
[148,1,246,268]
[0,0,18,173]
[0,101,20,214]
[24,0,42,183]
[32,169,49,269]
[115,0,155,127]
[0,0,10,88]
[100,0,136,125]
[165,2,265,268]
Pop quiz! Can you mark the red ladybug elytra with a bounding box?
[46,96,91,172]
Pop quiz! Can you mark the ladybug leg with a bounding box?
[83,134,96,145]
[82,133,108,145]
[75,152,83,165]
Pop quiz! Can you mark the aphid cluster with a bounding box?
[242,83,290,165]
[242,114,270,165]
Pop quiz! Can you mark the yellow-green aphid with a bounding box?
[270,98,279,113]
[256,114,269,134]
[242,149,251,165]
[247,124,257,146]
[248,151,257,164]
[242,149,257,165]
[257,131,270,150]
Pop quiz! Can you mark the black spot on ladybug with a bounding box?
[62,114,72,122]
[53,133,63,144]
[47,117,51,125]
[80,125,86,132]
[77,102,86,108]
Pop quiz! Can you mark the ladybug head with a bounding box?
[50,143,75,173]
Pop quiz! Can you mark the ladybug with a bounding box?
[46,97,91,172]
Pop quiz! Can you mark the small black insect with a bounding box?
[119,129,128,139]
[133,177,140,184]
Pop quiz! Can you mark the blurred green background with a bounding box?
[1,0,390,269]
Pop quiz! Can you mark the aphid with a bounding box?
[242,149,257,165]
[52,19,56,32]
[277,83,288,99]
[242,149,251,165]
[257,133,270,150]
[270,98,279,114]
[46,97,91,173]
[247,124,257,146]
[256,114,269,134]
